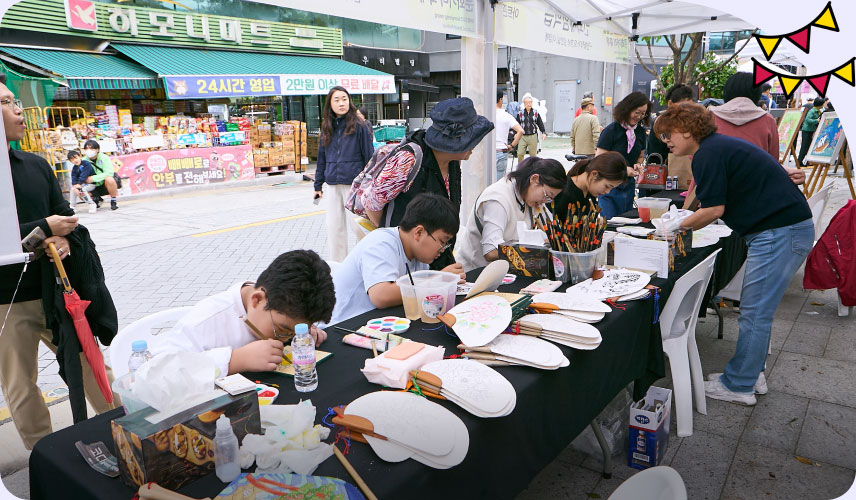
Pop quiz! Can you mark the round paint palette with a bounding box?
[365,316,411,334]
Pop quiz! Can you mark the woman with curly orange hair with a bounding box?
[655,101,813,406]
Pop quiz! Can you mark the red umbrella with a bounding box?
[48,243,113,404]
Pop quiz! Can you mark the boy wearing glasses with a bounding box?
[328,193,465,325]
[150,250,335,376]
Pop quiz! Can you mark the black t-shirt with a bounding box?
[1,149,75,304]
[597,121,647,167]
[646,116,669,162]
[553,176,598,223]
[692,133,812,236]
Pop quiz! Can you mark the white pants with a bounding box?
[324,183,362,262]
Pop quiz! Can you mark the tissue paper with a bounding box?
[132,353,219,415]
[361,343,445,389]
[516,221,549,246]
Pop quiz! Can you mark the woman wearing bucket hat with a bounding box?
[363,97,494,271]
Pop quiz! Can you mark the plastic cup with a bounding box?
[636,197,671,223]
[396,271,459,324]
[550,246,606,284]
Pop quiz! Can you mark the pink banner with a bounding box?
[113,145,255,194]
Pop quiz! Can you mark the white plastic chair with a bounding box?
[830,473,856,499]
[660,249,721,437]
[608,466,687,500]
[108,307,193,379]
[0,472,25,500]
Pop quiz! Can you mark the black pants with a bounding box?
[797,130,814,166]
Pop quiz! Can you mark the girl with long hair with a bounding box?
[553,151,628,223]
[313,86,374,261]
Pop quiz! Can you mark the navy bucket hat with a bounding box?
[424,97,494,154]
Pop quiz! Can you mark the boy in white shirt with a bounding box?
[329,193,465,325]
[495,90,524,177]
[150,250,335,376]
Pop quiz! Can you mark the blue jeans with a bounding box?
[720,218,814,393]
[496,151,508,179]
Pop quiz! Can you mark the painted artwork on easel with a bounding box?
[806,112,845,164]
[777,108,805,162]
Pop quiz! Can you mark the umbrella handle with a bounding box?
[47,243,72,293]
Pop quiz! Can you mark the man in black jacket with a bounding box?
[0,76,114,449]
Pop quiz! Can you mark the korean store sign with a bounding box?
[2,0,342,56]
[165,74,395,99]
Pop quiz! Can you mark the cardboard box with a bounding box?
[111,391,260,489]
[647,228,692,271]
[282,152,296,164]
[498,241,551,278]
[667,154,693,190]
[628,386,671,470]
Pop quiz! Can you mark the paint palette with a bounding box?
[255,384,279,406]
[365,317,411,334]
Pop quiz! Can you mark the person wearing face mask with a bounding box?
[363,97,494,272]
[81,139,120,210]
[552,151,629,224]
[456,157,567,272]
[313,86,374,262]
[595,92,652,220]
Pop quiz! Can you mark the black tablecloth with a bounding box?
[29,254,722,500]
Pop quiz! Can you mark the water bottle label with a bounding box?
[293,350,315,365]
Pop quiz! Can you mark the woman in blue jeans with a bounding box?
[655,102,813,406]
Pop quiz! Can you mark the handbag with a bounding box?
[636,153,668,189]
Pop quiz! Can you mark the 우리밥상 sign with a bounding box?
[164,74,395,99]
[113,145,255,194]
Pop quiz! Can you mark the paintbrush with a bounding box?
[242,316,291,365]
[333,326,389,351]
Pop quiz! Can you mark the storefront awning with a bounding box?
[112,44,396,99]
[0,47,161,90]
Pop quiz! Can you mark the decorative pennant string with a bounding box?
[753,1,838,60]
[753,57,855,98]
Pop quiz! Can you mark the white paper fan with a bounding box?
[517,314,602,340]
[465,259,510,298]
[442,294,512,347]
[566,269,650,300]
[420,359,516,416]
[485,334,568,369]
[531,292,612,313]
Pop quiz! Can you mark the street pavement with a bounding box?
[2,144,856,499]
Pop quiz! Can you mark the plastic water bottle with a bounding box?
[127,340,153,374]
[214,415,240,483]
[292,323,318,392]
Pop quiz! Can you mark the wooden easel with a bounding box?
[803,140,856,199]
[779,107,809,165]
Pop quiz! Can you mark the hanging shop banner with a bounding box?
[113,145,255,194]
[165,75,281,99]
[494,1,631,65]
[279,74,396,95]
[258,0,478,38]
[2,0,342,56]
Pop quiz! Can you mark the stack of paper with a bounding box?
[513,314,602,350]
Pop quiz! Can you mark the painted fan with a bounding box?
[460,333,569,370]
[438,294,512,347]
[412,359,516,418]
[465,260,510,298]
[566,269,650,300]
[335,391,468,469]
[513,314,602,350]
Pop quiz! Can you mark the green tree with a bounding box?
[653,52,739,104]
[635,32,755,105]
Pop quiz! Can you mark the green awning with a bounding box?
[0,47,161,90]
[112,44,388,78]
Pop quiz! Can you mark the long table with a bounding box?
[29,240,737,500]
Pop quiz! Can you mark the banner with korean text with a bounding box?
[495,1,631,65]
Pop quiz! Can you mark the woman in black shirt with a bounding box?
[595,92,651,219]
[553,151,628,223]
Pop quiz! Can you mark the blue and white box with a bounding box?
[628,386,672,470]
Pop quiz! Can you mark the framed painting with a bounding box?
[806,112,846,165]
[777,108,806,162]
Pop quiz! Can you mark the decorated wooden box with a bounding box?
[498,241,551,278]
[111,390,260,490]
[647,228,693,271]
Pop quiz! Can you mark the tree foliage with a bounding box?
[652,52,738,104]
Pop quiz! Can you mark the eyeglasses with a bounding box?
[427,232,453,252]
[0,98,23,111]
[541,184,554,203]
[631,109,647,117]
[659,132,671,141]
[268,308,294,341]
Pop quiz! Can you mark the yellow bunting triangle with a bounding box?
[756,36,782,59]
[813,5,838,30]
[779,76,802,97]
[834,60,854,84]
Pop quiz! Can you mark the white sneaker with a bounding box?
[87,203,97,214]
[704,376,757,406]
[707,372,767,395]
